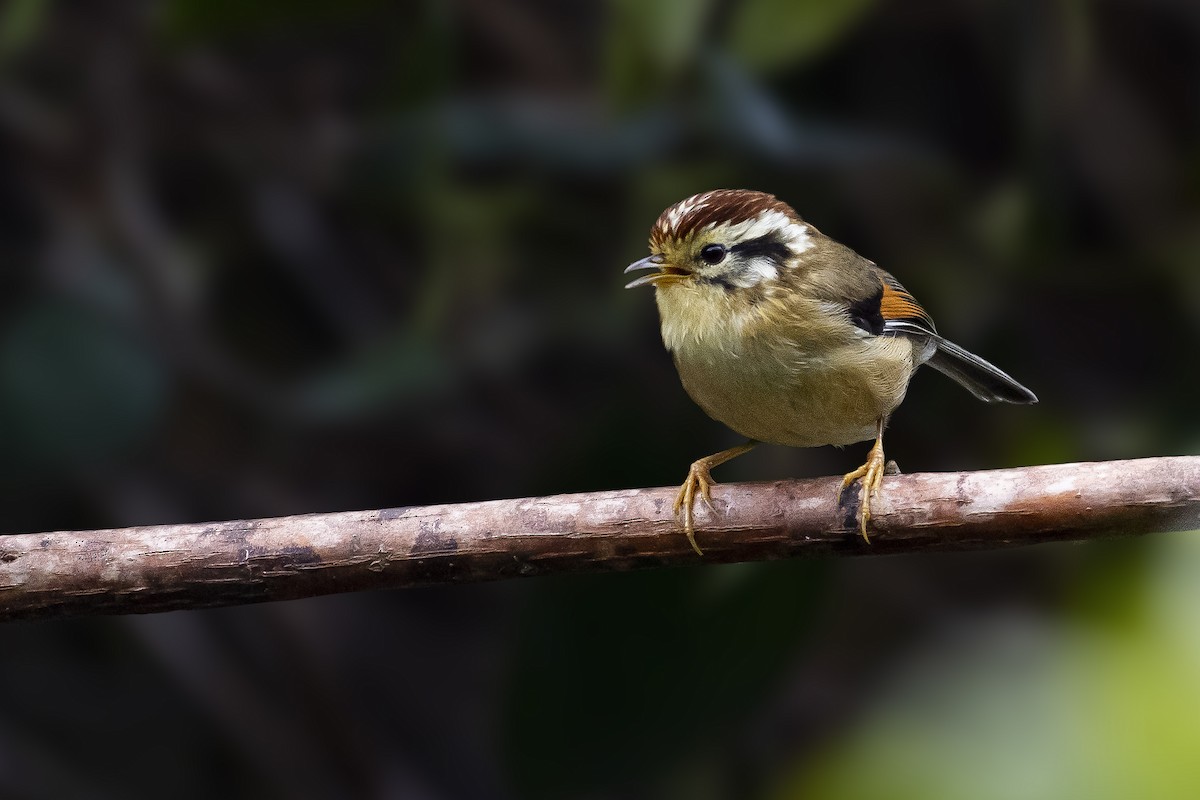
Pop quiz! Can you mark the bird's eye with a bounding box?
[699,243,727,265]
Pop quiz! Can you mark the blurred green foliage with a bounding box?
[0,0,47,61]
[0,0,1197,797]
[779,536,1200,800]
[728,0,877,73]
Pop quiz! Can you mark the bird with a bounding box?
[624,189,1037,555]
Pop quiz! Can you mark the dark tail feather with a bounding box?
[926,335,1038,404]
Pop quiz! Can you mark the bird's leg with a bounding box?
[674,441,757,556]
[838,418,887,543]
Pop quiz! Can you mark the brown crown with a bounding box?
[649,189,800,249]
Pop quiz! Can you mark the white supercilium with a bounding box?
[719,211,812,257]
[719,212,812,288]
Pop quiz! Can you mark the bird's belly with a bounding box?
[672,336,914,448]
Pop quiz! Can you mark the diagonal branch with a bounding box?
[2,456,1198,621]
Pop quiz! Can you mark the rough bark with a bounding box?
[1,457,1197,621]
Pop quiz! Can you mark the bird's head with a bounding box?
[625,189,815,293]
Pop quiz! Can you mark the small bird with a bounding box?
[625,189,1037,555]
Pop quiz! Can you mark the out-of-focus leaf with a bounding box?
[0,302,168,468]
[972,181,1035,265]
[727,0,876,73]
[773,535,1200,800]
[0,0,47,60]
[605,0,717,105]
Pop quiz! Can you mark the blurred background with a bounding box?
[1,0,1199,797]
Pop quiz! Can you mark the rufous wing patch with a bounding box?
[879,273,936,333]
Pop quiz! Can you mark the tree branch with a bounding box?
[2,456,1198,621]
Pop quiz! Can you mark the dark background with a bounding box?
[2,1,1199,797]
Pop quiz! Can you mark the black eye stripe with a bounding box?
[730,234,791,265]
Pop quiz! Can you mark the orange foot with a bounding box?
[838,434,886,543]
[672,442,757,556]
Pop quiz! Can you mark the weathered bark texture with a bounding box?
[1,457,1198,621]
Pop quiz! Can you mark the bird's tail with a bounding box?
[926,335,1038,404]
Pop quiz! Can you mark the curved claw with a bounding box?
[671,442,757,557]
[674,463,713,556]
[840,431,887,543]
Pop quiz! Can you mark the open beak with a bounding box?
[623,254,689,289]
